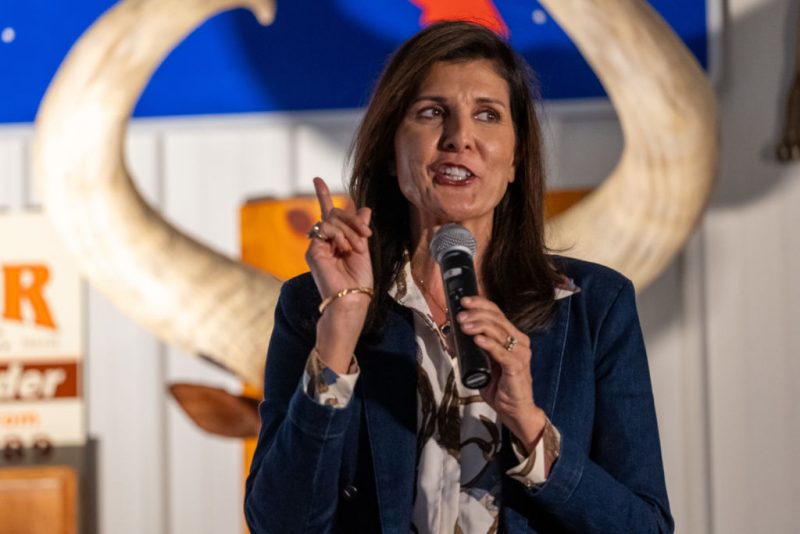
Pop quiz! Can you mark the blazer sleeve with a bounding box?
[524,279,674,533]
[244,278,357,534]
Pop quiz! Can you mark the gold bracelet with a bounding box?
[318,287,374,314]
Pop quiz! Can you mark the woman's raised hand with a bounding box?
[306,177,373,299]
[306,177,373,373]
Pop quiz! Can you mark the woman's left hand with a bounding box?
[457,296,546,452]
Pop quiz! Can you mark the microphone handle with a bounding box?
[440,251,492,389]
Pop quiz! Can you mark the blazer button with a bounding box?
[341,484,358,501]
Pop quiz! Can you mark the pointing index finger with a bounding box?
[313,177,335,218]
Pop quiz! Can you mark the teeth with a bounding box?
[440,166,472,179]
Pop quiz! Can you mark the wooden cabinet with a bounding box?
[0,443,95,534]
[0,466,77,534]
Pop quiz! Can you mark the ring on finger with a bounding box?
[504,335,518,352]
[307,221,328,240]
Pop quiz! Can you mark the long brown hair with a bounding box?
[349,21,561,334]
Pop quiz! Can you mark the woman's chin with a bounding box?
[418,206,493,230]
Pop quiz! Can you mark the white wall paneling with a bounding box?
[293,110,362,195]
[87,290,167,533]
[638,236,712,534]
[540,109,624,191]
[161,121,295,257]
[703,0,800,532]
[0,136,27,210]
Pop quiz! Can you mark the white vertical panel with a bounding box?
[704,182,799,534]
[703,0,800,532]
[541,112,623,190]
[295,111,362,194]
[779,169,800,512]
[161,120,292,534]
[164,366,243,534]
[86,131,167,534]
[674,235,713,534]
[639,236,711,534]
[639,260,688,532]
[163,123,293,256]
[87,290,166,533]
[0,138,26,210]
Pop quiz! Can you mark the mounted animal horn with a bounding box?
[33,0,716,389]
[540,0,718,287]
[33,0,279,388]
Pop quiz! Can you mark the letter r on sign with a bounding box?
[3,265,57,329]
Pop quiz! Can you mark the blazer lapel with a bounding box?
[529,295,571,416]
[357,306,418,534]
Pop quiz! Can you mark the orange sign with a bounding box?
[240,195,352,281]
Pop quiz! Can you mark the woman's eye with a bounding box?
[418,106,444,119]
[476,109,499,122]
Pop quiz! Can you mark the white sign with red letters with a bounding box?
[0,212,85,447]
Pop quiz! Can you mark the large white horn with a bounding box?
[540,0,718,289]
[33,0,278,388]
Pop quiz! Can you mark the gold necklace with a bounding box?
[415,275,452,335]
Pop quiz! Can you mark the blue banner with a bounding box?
[0,1,712,123]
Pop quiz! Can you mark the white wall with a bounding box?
[1,0,798,532]
[703,0,800,531]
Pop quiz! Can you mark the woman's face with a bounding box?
[393,59,516,234]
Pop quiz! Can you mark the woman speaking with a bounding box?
[245,21,672,533]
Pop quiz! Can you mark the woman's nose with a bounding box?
[439,113,473,152]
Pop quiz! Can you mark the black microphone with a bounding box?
[429,224,491,389]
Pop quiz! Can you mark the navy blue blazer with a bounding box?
[245,257,673,533]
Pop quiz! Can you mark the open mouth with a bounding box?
[433,164,476,185]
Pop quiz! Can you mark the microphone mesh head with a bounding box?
[429,224,477,264]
